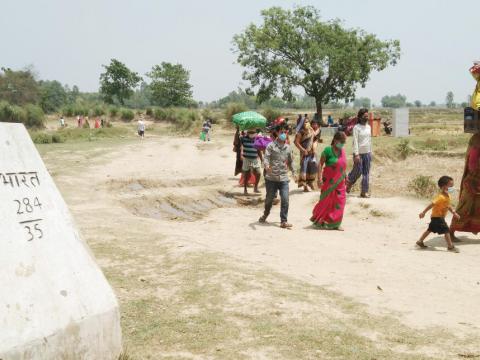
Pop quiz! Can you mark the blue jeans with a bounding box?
[347,153,371,194]
[264,179,289,223]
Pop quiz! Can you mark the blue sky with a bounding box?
[0,0,477,104]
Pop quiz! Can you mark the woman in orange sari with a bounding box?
[450,133,480,238]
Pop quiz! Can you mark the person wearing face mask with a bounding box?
[346,108,372,198]
[240,129,262,195]
[259,127,296,229]
[294,118,321,192]
[310,131,347,230]
[417,176,460,252]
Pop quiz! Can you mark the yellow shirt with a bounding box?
[472,81,480,110]
[431,193,450,218]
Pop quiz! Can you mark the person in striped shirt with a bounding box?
[241,129,262,195]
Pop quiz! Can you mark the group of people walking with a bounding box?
[234,106,480,253]
[235,108,373,230]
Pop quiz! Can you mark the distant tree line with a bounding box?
[99,59,195,108]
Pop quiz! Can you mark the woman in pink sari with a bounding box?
[311,131,347,230]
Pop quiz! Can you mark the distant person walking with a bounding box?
[346,108,372,198]
[201,119,212,141]
[94,117,100,129]
[311,131,347,230]
[259,127,296,229]
[137,118,145,139]
[59,116,65,127]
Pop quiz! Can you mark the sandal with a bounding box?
[280,222,292,229]
[416,241,428,249]
[259,215,267,223]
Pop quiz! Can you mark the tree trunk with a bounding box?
[315,97,323,123]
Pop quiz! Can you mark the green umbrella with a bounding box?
[232,111,267,130]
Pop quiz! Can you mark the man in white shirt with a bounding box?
[346,108,372,198]
[137,118,145,139]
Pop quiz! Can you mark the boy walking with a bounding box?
[417,175,460,252]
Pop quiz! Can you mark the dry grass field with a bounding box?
[36,108,480,359]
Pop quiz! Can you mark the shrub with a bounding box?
[201,108,219,124]
[409,175,437,198]
[146,107,153,116]
[225,102,247,122]
[51,133,65,143]
[120,109,134,121]
[62,104,75,117]
[109,107,118,117]
[24,104,45,128]
[261,107,282,123]
[0,101,27,123]
[93,106,105,116]
[396,139,413,159]
[31,132,52,144]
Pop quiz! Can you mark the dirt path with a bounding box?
[46,133,480,358]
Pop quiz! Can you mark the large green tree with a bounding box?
[0,67,39,105]
[99,59,141,105]
[233,6,400,118]
[147,62,193,107]
[39,80,67,113]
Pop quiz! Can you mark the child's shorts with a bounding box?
[428,217,449,234]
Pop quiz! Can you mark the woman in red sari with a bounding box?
[450,133,480,238]
[311,131,347,230]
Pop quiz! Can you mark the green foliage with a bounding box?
[396,139,413,159]
[201,108,218,123]
[353,97,371,109]
[0,67,39,105]
[232,6,400,117]
[409,175,437,198]
[62,104,89,116]
[147,62,193,107]
[429,101,437,107]
[414,100,422,108]
[381,94,407,108]
[24,104,45,128]
[99,59,142,105]
[152,107,200,130]
[0,102,45,128]
[93,106,105,116]
[225,102,248,122]
[261,107,282,122]
[39,80,67,113]
[109,107,118,117]
[342,110,355,119]
[31,132,64,144]
[0,101,27,123]
[120,108,135,121]
[146,107,153,116]
[446,91,455,109]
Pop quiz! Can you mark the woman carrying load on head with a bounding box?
[450,133,480,239]
[294,117,321,192]
[450,63,480,239]
[310,131,347,230]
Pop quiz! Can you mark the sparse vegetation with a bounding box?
[409,175,437,198]
[397,138,413,159]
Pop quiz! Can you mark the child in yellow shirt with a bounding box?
[417,176,460,252]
